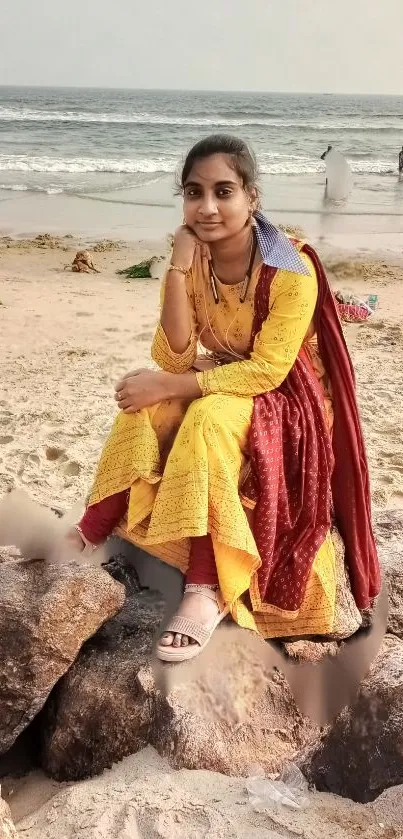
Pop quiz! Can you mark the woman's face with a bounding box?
[183,153,255,243]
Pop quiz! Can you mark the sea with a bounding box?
[1,87,402,245]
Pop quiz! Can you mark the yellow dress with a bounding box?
[88,246,337,638]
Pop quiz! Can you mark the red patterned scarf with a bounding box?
[243,246,380,612]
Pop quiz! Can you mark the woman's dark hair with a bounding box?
[179,134,259,195]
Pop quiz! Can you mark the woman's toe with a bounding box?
[159,632,174,647]
[181,635,189,647]
[172,633,182,648]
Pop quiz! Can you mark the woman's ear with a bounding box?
[247,186,259,212]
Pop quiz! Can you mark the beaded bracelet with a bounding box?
[167,264,189,276]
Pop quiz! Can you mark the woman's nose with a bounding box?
[198,194,218,216]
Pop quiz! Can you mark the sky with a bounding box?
[1,0,402,94]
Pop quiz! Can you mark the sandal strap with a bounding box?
[163,615,211,647]
[184,583,219,602]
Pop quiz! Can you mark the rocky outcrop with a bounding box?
[39,580,320,781]
[39,581,165,780]
[0,556,125,756]
[0,797,19,839]
[300,634,403,803]
[373,509,403,638]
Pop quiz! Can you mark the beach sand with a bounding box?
[1,231,402,514]
[0,230,403,837]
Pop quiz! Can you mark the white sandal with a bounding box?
[156,584,229,663]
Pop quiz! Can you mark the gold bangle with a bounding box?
[167,264,189,276]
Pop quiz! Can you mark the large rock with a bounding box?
[16,746,398,839]
[39,576,320,781]
[0,797,19,839]
[300,634,403,803]
[39,579,165,780]
[0,556,125,756]
[373,509,403,638]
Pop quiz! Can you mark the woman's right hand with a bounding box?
[171,226,210,270]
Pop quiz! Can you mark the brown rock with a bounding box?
[373,509,403,638]
[300,634,403,803]
[39,583,166,780]
[0,797,19,839]
[0,557,125,756]
[151,625,320,776]
[39,582,320,781]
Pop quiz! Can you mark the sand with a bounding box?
[12,747,400,839]
[1,234,402,514]
[1,233,403,838]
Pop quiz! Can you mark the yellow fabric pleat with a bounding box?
[90,393,336,639]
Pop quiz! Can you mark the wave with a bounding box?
[0,155,178,174]
[0,183,64,194]
[0,154,396,184]
[0,107,401,131]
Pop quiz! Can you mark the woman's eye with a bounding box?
[217,189,232,198]
[185,189,200,199]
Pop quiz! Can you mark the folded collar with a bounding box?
[254,211,310,276]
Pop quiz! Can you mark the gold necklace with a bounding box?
[208,228,257,305]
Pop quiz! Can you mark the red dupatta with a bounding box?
[243,245,380,612]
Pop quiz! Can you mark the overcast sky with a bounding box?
[1,0,402,94]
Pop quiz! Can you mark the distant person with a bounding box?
[399,146,403,173]
[321,146,352,201]
[321,145,333,186]
[321,145,333,161]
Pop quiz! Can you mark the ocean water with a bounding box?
[1,87,402,200]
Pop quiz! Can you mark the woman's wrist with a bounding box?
[160,371,202,400]
[171,249,194,271]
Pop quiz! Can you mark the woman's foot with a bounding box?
[58,526,96,562]
[64,526,86,554]
[157,584,229,662]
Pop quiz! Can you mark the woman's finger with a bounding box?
[122,405,139,414]
[118,396,136,411]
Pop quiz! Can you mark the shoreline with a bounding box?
[2,172,403,257]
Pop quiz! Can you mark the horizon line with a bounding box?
[0,84,401,97]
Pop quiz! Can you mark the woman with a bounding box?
[66,135,380,662]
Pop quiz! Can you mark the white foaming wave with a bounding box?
[0,107,401,131]
[0,182,29,191]
[0,182,65,194]
[0,154,395,180]
[0,155,177,174]
[259,156,395,176]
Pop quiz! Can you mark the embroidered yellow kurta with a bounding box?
[88,246,337,638]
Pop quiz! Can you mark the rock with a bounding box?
[0,556,125,756]
[16,746,398,839]
[39,583,165,781]
[300,634,403,803]
[0,797,19,839]
[151,626,321,777]
[280,639,340,663]
[372,784,403,831]
[39,581,320,781]
[373,509,403,638]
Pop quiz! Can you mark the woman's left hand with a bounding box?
[114,369,170,413]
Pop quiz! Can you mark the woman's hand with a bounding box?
[115,369,171,413]
[172,225,210,270]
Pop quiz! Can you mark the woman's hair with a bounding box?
[179,134,259,196]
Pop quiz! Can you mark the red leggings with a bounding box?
[79,492,218,586]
